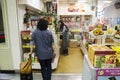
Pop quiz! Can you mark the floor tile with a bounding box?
[0,73,82,80]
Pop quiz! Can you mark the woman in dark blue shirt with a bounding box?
[30,19,56,80]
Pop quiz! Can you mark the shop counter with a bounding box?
[80,40,88,55]
[82,54,120,80]
[82,54,97,80]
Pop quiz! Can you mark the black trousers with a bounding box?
[39,58,52,80]
[63,49,68,54]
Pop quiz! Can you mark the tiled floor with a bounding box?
[0,73,82,80]
[54,47,83,73]
[0,48,83,80]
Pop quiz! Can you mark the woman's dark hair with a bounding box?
[58,20,69,32]
[58,20,65,31]
[37,19,48,31]
[58,20,65,26]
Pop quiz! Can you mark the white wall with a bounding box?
[0,0,12,70]
[6,0,21,70]
[104,5,120,18]
[17,4,26,31]
[0,0,21,70]
[18,0,44,11]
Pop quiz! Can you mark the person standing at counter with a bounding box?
[29,19,56,80]
[58,20,70,56]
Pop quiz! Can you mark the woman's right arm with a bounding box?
[62,26,66,33]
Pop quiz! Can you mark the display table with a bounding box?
[80,40,88,55]
[80,40,96,80]
[82,54,120,80]
[82,49,120,80]
[82,54,97,80]
[80,40,120,80]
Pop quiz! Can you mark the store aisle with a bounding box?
[54,47,83,73]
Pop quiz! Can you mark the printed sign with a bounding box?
[96,69,120,80]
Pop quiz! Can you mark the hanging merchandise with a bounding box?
[46,2,52,13]
[23,8,31,24]
[52,1,57,14]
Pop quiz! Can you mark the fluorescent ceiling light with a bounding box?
[77,0,86,3]
[103,1,112,3]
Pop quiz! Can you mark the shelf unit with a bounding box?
[60,15,92,31]
[20,30,60,69]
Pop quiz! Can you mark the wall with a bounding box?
[17,0,45,31]
[57,3,97,25]
[18,0,44,11]
[0,0,13,70]
[58,3,93,15]
[6,0,21,70]
[0,0,21,70]
[17,4,26,31]
[104,4,120,18]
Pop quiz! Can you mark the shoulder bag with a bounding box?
[20,55,32,74]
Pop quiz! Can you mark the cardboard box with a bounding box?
[69,39,78,47]
[88,45,116,68]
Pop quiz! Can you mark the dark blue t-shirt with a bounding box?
[30,29,54,60]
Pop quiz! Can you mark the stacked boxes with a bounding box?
[69,39,78,47]
[88,45,116,68]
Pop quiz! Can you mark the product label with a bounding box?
[96,69,120,80]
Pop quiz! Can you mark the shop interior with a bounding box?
[0,0,120,80]
[18,0,120,74]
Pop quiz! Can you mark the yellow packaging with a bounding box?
[105,55,116,68]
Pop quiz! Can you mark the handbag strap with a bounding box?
[23,55,32,69]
